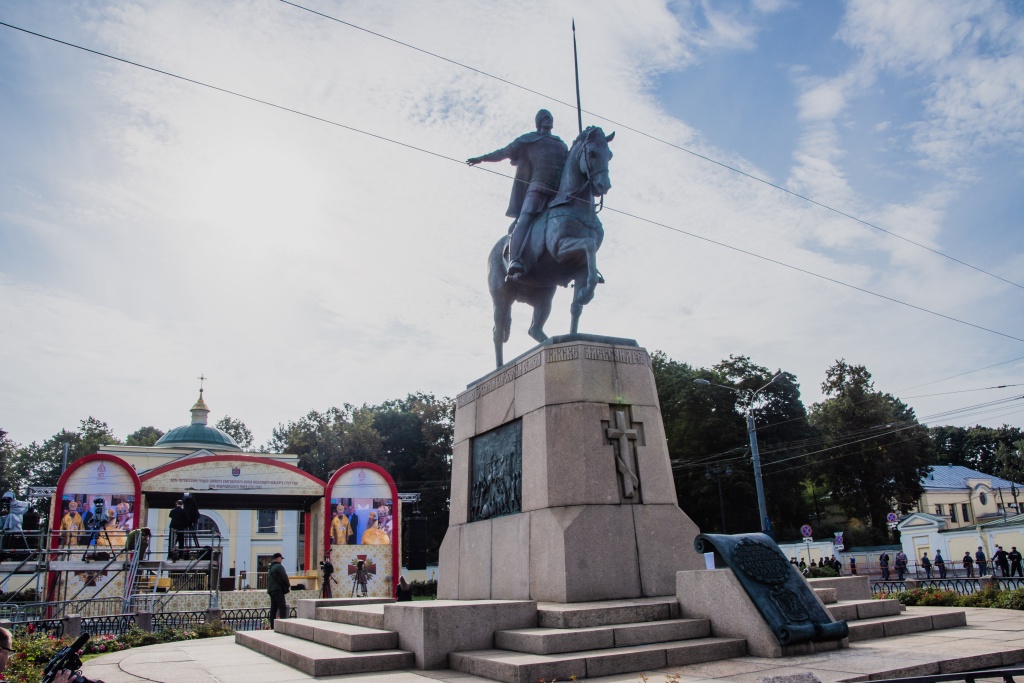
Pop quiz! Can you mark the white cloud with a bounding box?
[0,0,1020,450]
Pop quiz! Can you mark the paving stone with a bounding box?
[663,637,748,666]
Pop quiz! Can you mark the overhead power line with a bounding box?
[3,20,1023,346]
[279,0,1024,293]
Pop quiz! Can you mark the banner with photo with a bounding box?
[325,464,397,598]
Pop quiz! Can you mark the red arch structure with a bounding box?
[52,453,144,537]
[324,462,400,597]
[140,454,327,570]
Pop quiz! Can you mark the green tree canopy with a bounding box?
[215,416,253,450]
[127,426,164,447]
[808,360,933,541]
[269,394,453,564]
[653,353,814,539]
[930,425,1023,473]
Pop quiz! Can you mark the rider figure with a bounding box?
[467,109,568,281]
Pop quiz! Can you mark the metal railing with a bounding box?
[0,597,126,622]
[81,613,136,636]
[872,581,908,595]
[151,611,205,631]
[221,607,297,631]
[127,592,214,614]
[870,666,1024,683]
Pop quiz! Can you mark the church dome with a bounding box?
[155,390,242,451]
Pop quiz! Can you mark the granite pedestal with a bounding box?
[438,334,704,603]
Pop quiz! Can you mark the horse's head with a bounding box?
[575,126,614,197]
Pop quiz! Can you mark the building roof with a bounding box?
[922,464,1022,491]
[153,389,242,452]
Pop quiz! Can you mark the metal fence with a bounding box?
[81,614,136,636]
[221,607,297,631]
[873,577,1024,595]
[151,611,205,631]
[0,598,125,622]
[8,619,64,637]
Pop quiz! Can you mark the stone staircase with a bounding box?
[235,586,970,681]
[448,597,746,683]
[813,585,967,641]
[234,598,415,676]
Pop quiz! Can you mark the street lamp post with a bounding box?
[695,373,784,536]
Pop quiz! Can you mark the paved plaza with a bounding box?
[82,606,1024,683]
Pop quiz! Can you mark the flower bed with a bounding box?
[876,586,1024,609]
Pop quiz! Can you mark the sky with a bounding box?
[1,0,1022,449]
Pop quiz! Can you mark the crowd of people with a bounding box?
[789,554,845,575]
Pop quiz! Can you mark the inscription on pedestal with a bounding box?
[469,420,522,522]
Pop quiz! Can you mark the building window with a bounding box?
[962,503,970,522]
[196,514,220,535]
[979,492,988,505]
[934,504,943,516]
[950,506,958,523]
[257,510,277,534]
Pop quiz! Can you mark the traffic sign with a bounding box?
[886,512,898,523]
[800,524,813,537]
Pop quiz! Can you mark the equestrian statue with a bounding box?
[468,109,614,367]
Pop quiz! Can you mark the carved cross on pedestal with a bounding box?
[606,409,640,498]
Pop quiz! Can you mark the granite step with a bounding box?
[235,629,414,676]
[827,598,903,621]
[313,603,387,630]
[812,587,839,604]
[536,596,680,628]
[274,617,398,651]
[495,617,711,654]
[846,607,967,642]
[451,637,747,683]
[294,596,392,619]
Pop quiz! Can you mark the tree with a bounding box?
[215,416,253,450]
[808,360,933,541]
[269,393,453,564]
[994,439,1024,488]
[127,426,165,447]
[652,353,814,538]
[930,425,1023,473]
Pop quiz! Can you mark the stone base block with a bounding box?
[806,576,871,601]
[382,599,536,669]
[677,568,846,658]
[441,504,704,602]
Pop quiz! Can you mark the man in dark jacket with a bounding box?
[168,500,190,561]
[267,552,290,627]
[976,547,988,576]
[1009,546,1023,577]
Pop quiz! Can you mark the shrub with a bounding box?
[994,588,1024,610]
[959,587,1001,608]
[888,588,959,607]
[805,566,839,579]
[409,579,437,597]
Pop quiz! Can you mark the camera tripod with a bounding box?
[350,568,369,597]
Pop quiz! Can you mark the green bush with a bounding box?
[409,579,437,597]
[805,566,839,578]
[994,588,1024,610]
[958,587,1001,608]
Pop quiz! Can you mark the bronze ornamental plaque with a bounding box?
[469,419,522,522]
[733,538,792,586]
[695,532,849,647]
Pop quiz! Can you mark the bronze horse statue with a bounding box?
[488,126,614,367]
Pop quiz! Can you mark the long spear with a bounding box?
[572,19,583,136]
